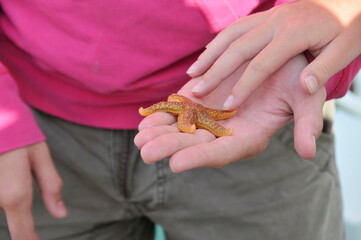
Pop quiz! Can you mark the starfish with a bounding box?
[139,94,236,137]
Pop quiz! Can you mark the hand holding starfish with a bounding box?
[135,54,326,172]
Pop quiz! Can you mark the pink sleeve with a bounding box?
[193,0,291,33]
[0,62,45,153]
[275,0,292,5]
[323,55,361,100]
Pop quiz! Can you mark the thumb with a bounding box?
[28,142,67,219]
[293,88,326,159]
[300,34,359,94]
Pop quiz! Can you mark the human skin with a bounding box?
[0,142,67,240]
[187,0,361,110]
[135,54,326,172]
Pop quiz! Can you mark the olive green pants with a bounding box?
[0,109,344,240]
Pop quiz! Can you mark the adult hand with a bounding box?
[135,54,326,172]
[187,0,361,110]
[0,142,67,240]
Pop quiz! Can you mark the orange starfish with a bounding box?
[139,94,236,137]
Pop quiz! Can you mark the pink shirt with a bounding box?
[0,0,360,153]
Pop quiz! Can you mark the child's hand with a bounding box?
[0,142,67,240]
[187,0,361,110]
[135,54,326,172]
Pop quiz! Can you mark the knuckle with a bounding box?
[0,188,32,209]
[269,4,288,21]
[270,4,307,35]
[44,179,63,196]
[249,59,270,75]
[270,2,297,20]
[220,24,239,39]
[314,62,331,79]
[228,39,245,55]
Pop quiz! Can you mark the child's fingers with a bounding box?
[191,22,274,97]
[300,33,361,95]
[187,11,271,78]
[222,30,308,110]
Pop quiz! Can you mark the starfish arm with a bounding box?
[196,112,233,137]
[139,101,186,116]
[204,108,237,120]
[178,106,197,133]
[167,94,192,103]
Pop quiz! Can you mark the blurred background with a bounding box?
[335,70,361,240]
[155,71,361,240]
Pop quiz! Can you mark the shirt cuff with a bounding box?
[0,65,45,153]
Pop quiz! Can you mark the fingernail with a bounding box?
[57,201,67,217]
[313,135,316,148]
[305,75,318,94]
[223,95,234,110]
[192,80,205,93]
[186,61,198,75]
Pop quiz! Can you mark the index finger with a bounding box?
[187,11,272,77]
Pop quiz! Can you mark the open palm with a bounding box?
[134,55,326,172]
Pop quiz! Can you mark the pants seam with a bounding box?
[156,160,166,206]
[119,130,130,198]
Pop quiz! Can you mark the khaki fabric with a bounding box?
[0,109,344,240]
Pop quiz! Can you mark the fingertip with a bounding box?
[186,61,200,77]
[169,154,195,173]
[224,81,252,110]
[135,125,180,150]
[140,147,156,164]
[304,75,319,94]
[191,80,206,96]
[301,58,334,96]
[222,95,241,110]
[55,201,67,219]
[133,133,142,149]
[140,141,164,164]
[222,95,234,110]
[169,159,185,173]
[295,133,317,160]
[45,197,68,219]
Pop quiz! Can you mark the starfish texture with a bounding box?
[139,94,236,137]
